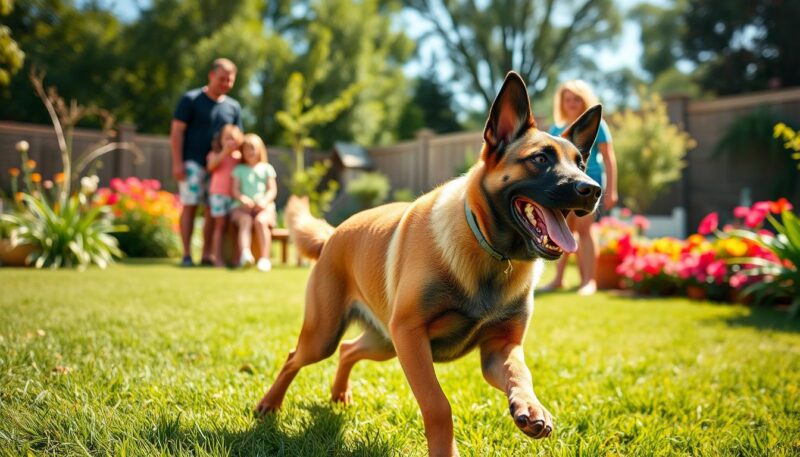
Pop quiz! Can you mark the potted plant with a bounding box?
[595,213,646,289]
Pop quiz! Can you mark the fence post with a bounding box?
[117,122,137,178]
[415,128,434,193]
[664,95,692,236]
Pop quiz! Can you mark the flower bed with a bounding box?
[96,177,182,258]
[612,199,797,314]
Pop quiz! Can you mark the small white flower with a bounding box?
[80,175,99,194]
[16,140,30,153]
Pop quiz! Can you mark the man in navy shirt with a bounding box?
[170,58,243,266]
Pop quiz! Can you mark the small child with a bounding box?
[206,124,244,267]
[231,133,278,271]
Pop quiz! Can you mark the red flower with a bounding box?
[770,198,793,214]
[698,212,718,235]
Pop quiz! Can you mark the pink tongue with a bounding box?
[540,207,578,253]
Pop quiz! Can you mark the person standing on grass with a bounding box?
[170,58,243,267]
[231,133,277,272]
[206,124,244,267]
[540,80,618,296]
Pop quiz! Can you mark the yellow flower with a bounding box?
[720,238,748,257]
[54,172,65,184]
[26,159,36,170]
[8,167,20,177]
[31,173,42,183]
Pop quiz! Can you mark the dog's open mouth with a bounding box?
[512,197,578,258]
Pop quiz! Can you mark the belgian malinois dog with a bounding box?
[256,72,602,456]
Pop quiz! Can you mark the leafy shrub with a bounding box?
[725,202,799,315]
[346,171,390,210]
[392,187,416,202]
[287,160,339,218]
[610,91,695,212]
[1,190,122,270]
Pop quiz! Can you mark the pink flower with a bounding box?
[706,260,727,284]
[632,215,650,232]
[110,177,126,193]
[745,209,766,228]
[620,208,632,218]
[752,201,771,213]
[729,272,748,289]
[733,206,750,219]
[698,212,718,235]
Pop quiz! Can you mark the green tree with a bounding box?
[255,0,414,148]
[114,0,256,133]
[405,0,621,107]
[397,71,462,140]
[683,0,800,95]
[276,71,361,216]
[610,91,696,213]
[0,0,24,86]
[0,0,122,123]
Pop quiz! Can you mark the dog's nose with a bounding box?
[575,180,601,200]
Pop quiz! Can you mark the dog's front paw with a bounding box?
[254,397,281,417]
[509,396,553,439]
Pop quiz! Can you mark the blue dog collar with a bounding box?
[464,198,509,262]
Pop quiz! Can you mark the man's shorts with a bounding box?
[178,160,208,206]
[208,193,233,217]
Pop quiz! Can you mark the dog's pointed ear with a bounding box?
[561,104,602,164]
[483,72,536,156]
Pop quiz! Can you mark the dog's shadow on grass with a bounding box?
[144,402,396,456]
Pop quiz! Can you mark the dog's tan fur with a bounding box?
[256,72,602,456]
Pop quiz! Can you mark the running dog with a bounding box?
[256,72,602,457]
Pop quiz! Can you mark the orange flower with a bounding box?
[54,172,65,184]
[8,167,20,177]
[14,192,24,203]
[31,173,42,183]
[26,159,36,170]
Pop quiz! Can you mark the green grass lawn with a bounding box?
[1,261,799,456]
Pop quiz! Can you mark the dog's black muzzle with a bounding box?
[571,177,602,217]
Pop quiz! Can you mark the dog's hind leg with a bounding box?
[331,330,396,404]
[255,272,350,415]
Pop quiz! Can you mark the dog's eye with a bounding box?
[531,153,548,165]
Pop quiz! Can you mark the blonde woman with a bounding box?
[541,80,618,295]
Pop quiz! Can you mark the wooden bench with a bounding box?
[224,226,299,266]
[270,228,294,265]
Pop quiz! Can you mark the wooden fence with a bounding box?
[3,86,800,234]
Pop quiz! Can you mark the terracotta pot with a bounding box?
[686,284,707,301]
[595,253,622,290]
[728,288,753,305]
[0,239,35,267]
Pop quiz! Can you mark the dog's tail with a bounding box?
[285,195,335,260]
